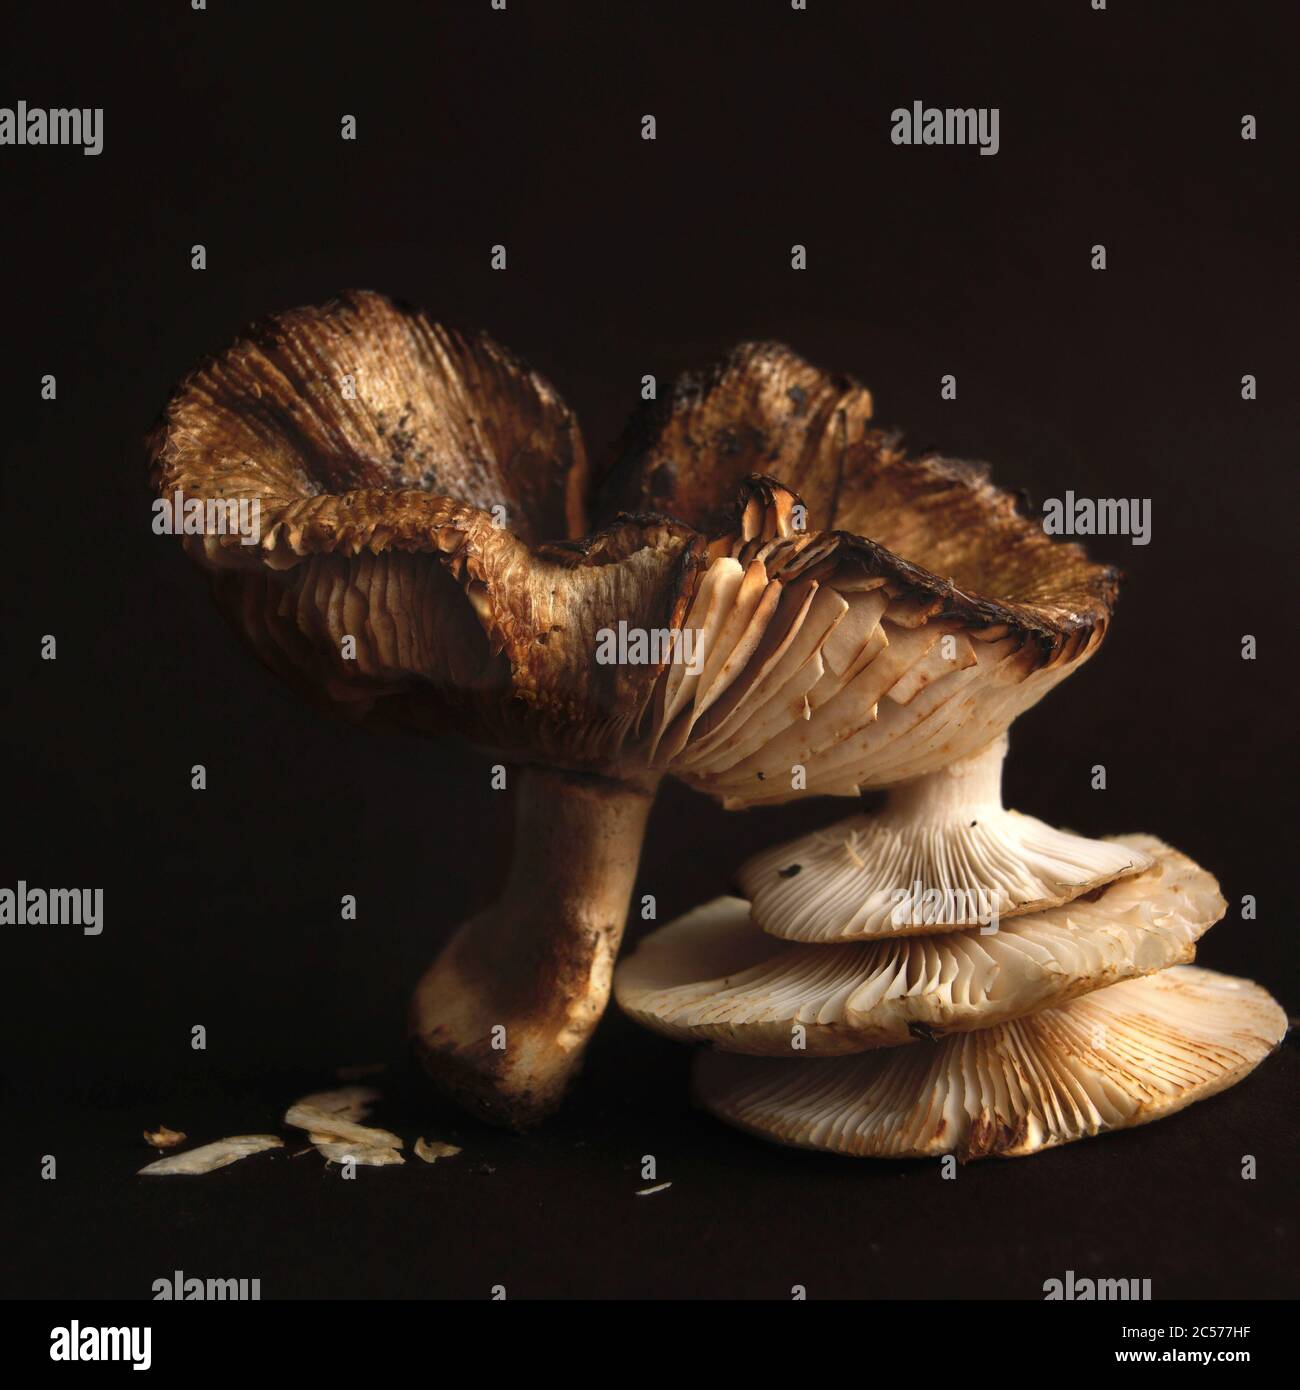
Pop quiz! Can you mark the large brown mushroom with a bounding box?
[150,292,692,1124]
[150,295,1128,1125]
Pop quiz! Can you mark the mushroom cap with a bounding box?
[694,965,1287,1159]
[600,341,1117,647]
[151,306,1118,792]
[617,345,1120,805]
[639,497,1114,805]
[615,836,1225,1055]
[153,289,589,551]
[149,291,708,770]
[737,736,1154,939]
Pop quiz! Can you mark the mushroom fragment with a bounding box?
[694,967,1287,1159]
[283,1102,403,1151]
[615,836,1226,1054]
[284,1097,406,1166]
[143,1125,187,1149]
[414,1137,462,1163]
[137,1135,283,1176]
[290,1085,380,1119]
[151,304,1129,1126]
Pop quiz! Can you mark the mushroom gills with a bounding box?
[738,734,1154,941]
[693,966,1287,1160]
[614,835,1226,1054]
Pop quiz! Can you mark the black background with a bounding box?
[2,1,1296,1301]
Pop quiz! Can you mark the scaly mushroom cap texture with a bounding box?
[693,966,1287,1160]
[149,294,1119,800]
[615,836,1225,1055]
[148,290,698,771]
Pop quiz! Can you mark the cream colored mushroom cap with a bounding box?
[738,736,1155,941]
[693,965,1286,1160]
[652,556,1106,809]
[615,837,1225,1055]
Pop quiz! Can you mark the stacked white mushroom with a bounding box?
[616,814,1286,1161]
[616,477,1286,1159]
[647,486,1149,915]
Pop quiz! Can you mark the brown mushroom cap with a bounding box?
[148,291,711,771]
[153,288,588,549]
[646,524,1111,807]
[612,347,1120,807]
[151,306,1119,796]
[600,341,1117,653]
[694,966,1287,1160]
[615,836,1224,1055]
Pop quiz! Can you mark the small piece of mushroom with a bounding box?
[143,1125,187,1149]
[283,1102,402,1151]
[289,1086,380,1120]
[413,1137,461,1163]
[694,966,1287,1160]
[616,836,1225,1054]
[138,1135,283,1176]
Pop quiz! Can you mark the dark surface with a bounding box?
[1,0,1296,1300]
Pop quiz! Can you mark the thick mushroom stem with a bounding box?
[881,732,1012,822]
[409,765,657,1127]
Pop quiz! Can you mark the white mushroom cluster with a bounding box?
[616,825,1285,1161]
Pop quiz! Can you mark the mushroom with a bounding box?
[149,291,700,1126]
[137,1135,284,1176]
[607,349,1284,1157]
[605,348,1141,940]
[736,735,1154,942]
[615,835,1226,1054]
[693,966,1287,1160]
[150,304,1136,1125]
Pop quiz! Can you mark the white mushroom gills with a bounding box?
[614,836,1227,1054]
[693,966,1287,1160]
[738,735,1155,941]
